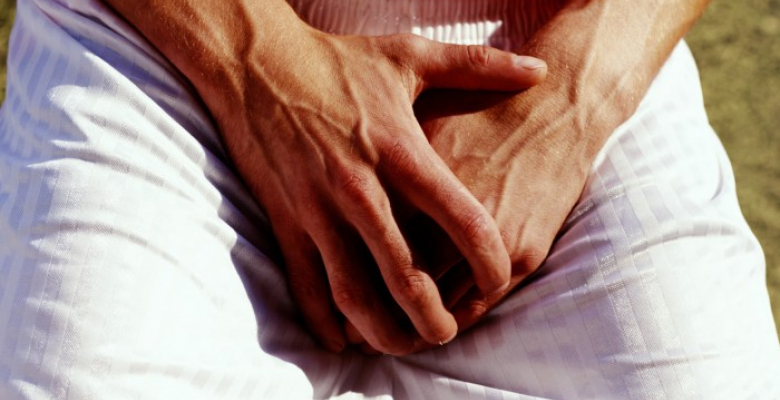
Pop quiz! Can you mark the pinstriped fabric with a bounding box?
[1,0,779,399]
[288,0,564,50]
[389,40,780,399]
[0,1,331,399]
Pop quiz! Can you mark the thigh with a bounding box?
[0,1,361,398]
[394,42,780,400]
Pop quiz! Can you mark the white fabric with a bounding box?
[1,0,779,399]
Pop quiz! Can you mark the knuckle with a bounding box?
[460,211,492,244]
[465,45,491,68]
[331,167,374,207]
[465,299,490,320]
[390,270,432,309]
[382,34,430,94]
[379,139,416,172]
[331,284,362,313]
[382,33,426,68]
[397,33,428,58]
[512,243,549,275]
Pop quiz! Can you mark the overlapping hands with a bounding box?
[222,22,597,355]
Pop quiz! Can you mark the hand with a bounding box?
[345,0,712,352]
[411,84,600,341]
[101,0,708,357]
[346,53,630,354]
[222,26,547,355]
[347,80,598,353]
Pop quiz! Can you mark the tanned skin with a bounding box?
[100,0,710,355]
[100,0,546,355]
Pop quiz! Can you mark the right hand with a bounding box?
[219,24,546,355]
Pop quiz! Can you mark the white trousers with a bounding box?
[1,0,779,399]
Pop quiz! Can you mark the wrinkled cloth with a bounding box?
[1,0,779,399]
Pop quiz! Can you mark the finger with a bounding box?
[449,286,505,334]
[359,343,383,356]
[377,134,511,297]
[273,221,347,353]
[436,259,475,309]
[331,168,458,346]
[449,263,540,333]
[344,320,365,345]
[407,265,538,355]
[344,305,411,347]
[396,35,547,93]
[309,219,420,355]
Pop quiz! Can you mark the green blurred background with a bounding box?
[0,1,778,337]
[686,0,780,338]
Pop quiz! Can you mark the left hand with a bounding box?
[347,67,621,353]
[414,83,602,337]
[344,0,710,353]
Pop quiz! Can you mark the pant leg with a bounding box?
[3,1,779,399]
[392,42,780,400]
[0,1,379,399]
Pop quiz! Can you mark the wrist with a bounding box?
[101,0,312,130]
[189,4,314,127]
[511,1,677,157]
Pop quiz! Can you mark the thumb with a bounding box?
[400,37,547,94]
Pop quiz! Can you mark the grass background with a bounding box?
[0,1,778,337]
[0,0,12,101]
[685,0,780,338]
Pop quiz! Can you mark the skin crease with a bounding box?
[100,0,548,355]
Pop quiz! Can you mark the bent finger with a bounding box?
[436,259,475,310]
[333,171,458,346]
[273,222,347,353]
[309,220,421,355]
[377,135,511,297]
[344,320,366,345]
[449,286,504,333]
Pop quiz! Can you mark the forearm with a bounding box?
[512,0,710,156]
[411,1,709,347]
[100,0,308,124]
[101,0,551,355]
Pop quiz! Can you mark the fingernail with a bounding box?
[513,55,547,71]
[487,281,510,298]
[441,330,457,345]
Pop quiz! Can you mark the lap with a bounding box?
[1,1,778,399]
[1,1,330,398]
